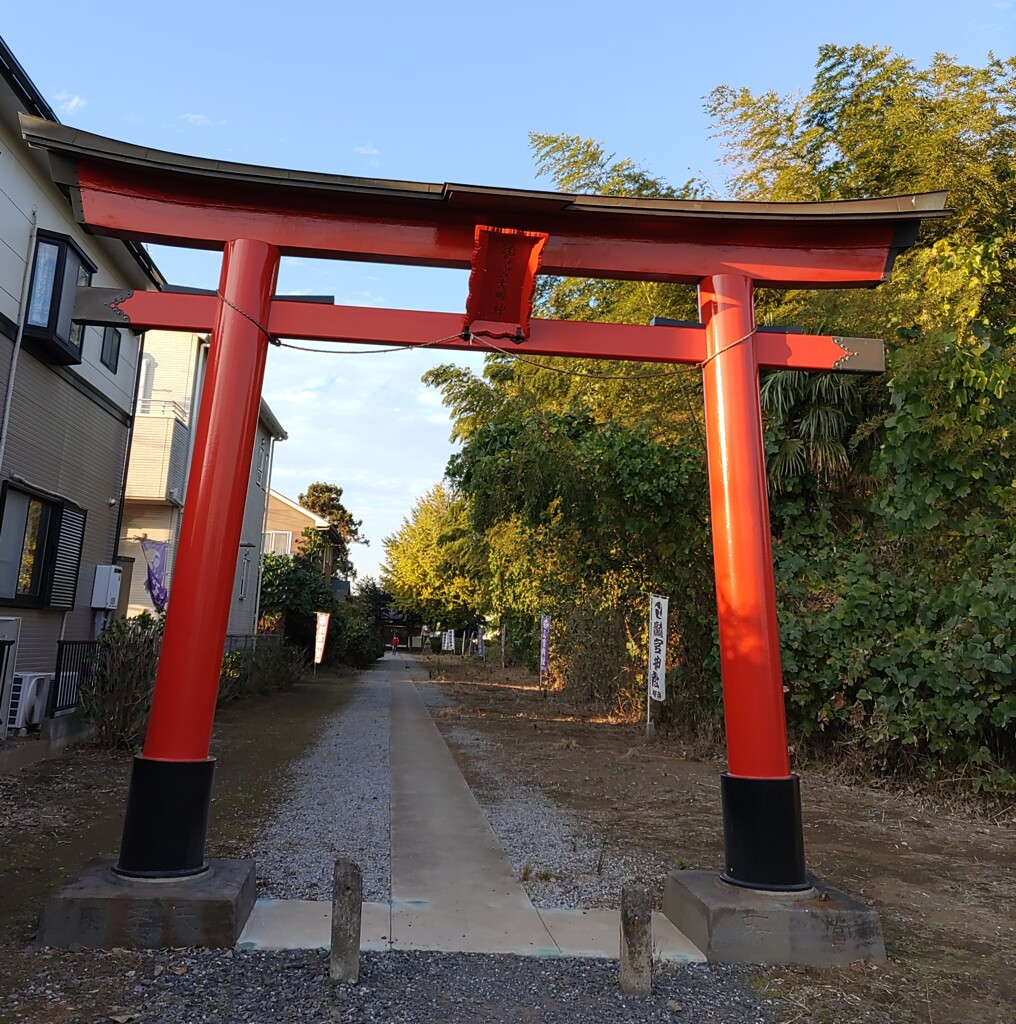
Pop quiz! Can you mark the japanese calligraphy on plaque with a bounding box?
[648,594,669,702]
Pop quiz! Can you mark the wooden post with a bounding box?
[619,884,652,995]
[330,859,362,983]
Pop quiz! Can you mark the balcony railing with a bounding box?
[137,398,190,422]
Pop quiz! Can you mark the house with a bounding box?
[264,489,342,580]
[0,36,163,736]
[118,329,287,646]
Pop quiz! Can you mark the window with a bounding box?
[100,327,121,373]
[256,437,268,487]
[0,484,86,609]
[239,550,251,600]
[23,231,96,365]
[262,531,292,556]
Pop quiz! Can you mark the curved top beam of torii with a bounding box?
[21,114,948,289]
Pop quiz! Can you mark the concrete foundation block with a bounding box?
[38,857,256,949]
[663,870,886,966]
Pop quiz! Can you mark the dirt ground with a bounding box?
[0,675,352,1024]
[418,653,1015,1024]
[0,660,1012,1024]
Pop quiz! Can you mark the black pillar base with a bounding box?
[114,756,216,878]
[720,772,809,891]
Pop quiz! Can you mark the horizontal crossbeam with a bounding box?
[78,288,884,372]
[22,117,948,289]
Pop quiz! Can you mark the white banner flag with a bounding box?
[314,611,331,665]
[442,629,455,652]
[648,595,669,702]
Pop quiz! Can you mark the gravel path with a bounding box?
[254,676,391,902]
[252,672,678,908]
[184,667,777,1024]
[415,682,673,908]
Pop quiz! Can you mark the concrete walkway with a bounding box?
[239,656,703,962]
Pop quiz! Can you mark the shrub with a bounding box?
[323,597,383,668]
[217,643,306,704]
[79,612,163,749]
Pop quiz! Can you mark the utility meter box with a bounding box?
[91,565,122,610]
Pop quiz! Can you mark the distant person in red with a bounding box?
[391,634,400,654]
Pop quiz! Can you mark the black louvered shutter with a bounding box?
[47,503,87,610]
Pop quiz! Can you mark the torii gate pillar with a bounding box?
[117,239,279,876]
[700,274,804,889]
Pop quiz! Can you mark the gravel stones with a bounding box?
[6,668,780,1024]
[414,681,672,909]
[253,679,391,902]
[84,949,773,1024]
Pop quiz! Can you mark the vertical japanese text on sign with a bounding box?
[648,595,669,702]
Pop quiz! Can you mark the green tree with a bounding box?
[381,484,487,630]
[408,48,1016,789]
[299,481,367,577]
[258,552,333,628]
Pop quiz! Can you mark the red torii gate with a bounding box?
[22,114,948,892]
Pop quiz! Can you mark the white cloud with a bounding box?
[353,143,381,169]
[416,388,449,424]
[180,113,226,127]
[54,91,88,116]
[266,389,320,404]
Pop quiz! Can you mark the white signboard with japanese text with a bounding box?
[539,615,551,674]
[648,595,669,702]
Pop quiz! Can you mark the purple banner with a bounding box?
[140,539,169,613]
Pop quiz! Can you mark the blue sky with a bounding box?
[3,3,1013,579]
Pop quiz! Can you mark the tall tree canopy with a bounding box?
[381,484,487,630]
[298,481,366,578]
[406,46,1016,793]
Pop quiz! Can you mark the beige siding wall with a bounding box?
[3,358,129,670]
[265,495,318,545]
[117,327,281,642]
[125,415,189,501]
[139,332,202,420]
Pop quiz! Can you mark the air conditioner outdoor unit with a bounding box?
[6,673,55,731]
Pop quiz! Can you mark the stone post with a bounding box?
[330,859,362,983]
[619,884,652,995]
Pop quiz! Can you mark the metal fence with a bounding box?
[0,638,15,718]
[50,640,100,716]
[224,633,282,655]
